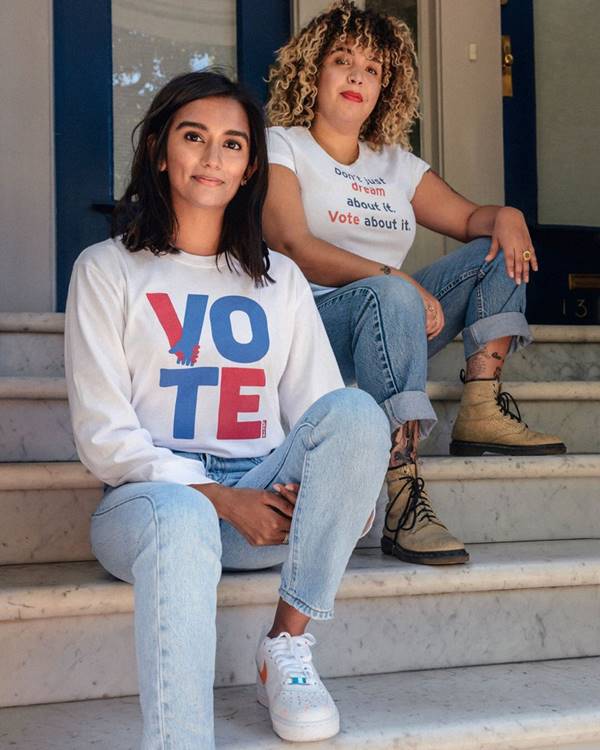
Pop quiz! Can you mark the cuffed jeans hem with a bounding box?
[278,587,334,622]
[381,390,437,440]
[463,312,532,360]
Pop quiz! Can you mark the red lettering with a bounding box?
[328,209,360,225]
[217,367,265,439]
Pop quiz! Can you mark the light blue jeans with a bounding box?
[90,388,390,750]
[316,238,532,438]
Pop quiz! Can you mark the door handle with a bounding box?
[502,35,514,97]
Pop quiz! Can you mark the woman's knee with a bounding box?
[325,388,391,451]
[93,483,221,566]
[151,484,221,546]
[362,275,423,318]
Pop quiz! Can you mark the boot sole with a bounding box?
[449,440,567,457]
[381,535,469,565]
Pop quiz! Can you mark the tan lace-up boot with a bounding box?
[381,462,469,565]
[450,378,566,456]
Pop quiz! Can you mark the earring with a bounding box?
[241,175,248,185]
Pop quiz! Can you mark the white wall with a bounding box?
[0,0,55,312]
[436,0,504,205]
[407,0,504,267]
[534,0,600,227]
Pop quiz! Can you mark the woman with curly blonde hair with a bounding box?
[264,0,566,568]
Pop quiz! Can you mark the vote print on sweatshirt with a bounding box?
[147,292,268,441]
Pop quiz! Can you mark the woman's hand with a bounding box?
[198,482,298,546]
[412,282,445,340]
[485,206,539,285]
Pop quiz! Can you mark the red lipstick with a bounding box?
[341,90,363,103]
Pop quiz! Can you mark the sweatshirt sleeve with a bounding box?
[266,127,297,173]
[277,283,345,431]
[64,252,212,487]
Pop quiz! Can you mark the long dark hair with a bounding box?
[112,71,272,284]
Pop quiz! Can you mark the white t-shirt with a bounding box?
[267,126,430,294]
[65,238,344,487]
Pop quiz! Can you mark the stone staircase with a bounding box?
[1,313,599,749]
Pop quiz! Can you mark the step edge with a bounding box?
[0,462,98,490]
[0,377,67,399]
[0,313,65,333]
[2,454,600,491]
[427,380,600,400]
[420,454,600,480]
[454,324,600,344]
[3,317,599,342]
[0,453,600,492]
[3,377,600,401]
[3,547,600,622]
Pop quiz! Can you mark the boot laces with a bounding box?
[384,471,442,535]
[496,389,527,425]
[269,632,317,685]
[460,369,527,426]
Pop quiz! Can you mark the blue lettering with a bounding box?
[160,367,219,439]
[210,296,269,363]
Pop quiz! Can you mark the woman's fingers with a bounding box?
[497,233,539,285]
[485,236,500,262]
[427,299,445,340]
[530,243,539,272]
[267,490,295,518]
[273,483,298,505]
[502,247,516,281]
[514,247,524,285]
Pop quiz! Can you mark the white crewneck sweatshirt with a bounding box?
[65,238,344,487]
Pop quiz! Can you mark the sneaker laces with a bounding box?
[269,632,317,685]
[384,467,442,536]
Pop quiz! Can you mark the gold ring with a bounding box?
[522,249,532,261]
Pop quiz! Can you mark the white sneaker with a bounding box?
[256,631,340,742]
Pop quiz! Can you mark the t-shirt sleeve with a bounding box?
[64,252,212,487]
[277,283,344,431]
[404,150,431,200]
[266,127,297,173]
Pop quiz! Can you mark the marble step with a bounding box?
[1,315,599,380]
[0,377,77,462]
[428,324,600,382]
[0,313,65,377]
[3,455,600,565]
[1,378,599,461]
[2,540,600,706]
[2,656,600,749]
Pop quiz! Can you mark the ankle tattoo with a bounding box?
[466,349,505,381]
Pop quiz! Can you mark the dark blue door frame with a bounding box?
[501,0,600,324]
[53,0,114,312]
[500,0,537,225]
[53,0,291,311]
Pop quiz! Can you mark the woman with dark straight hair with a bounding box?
[66,71,389,748]
[113,71,270,284]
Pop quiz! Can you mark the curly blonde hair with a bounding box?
[266,0,419,150]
